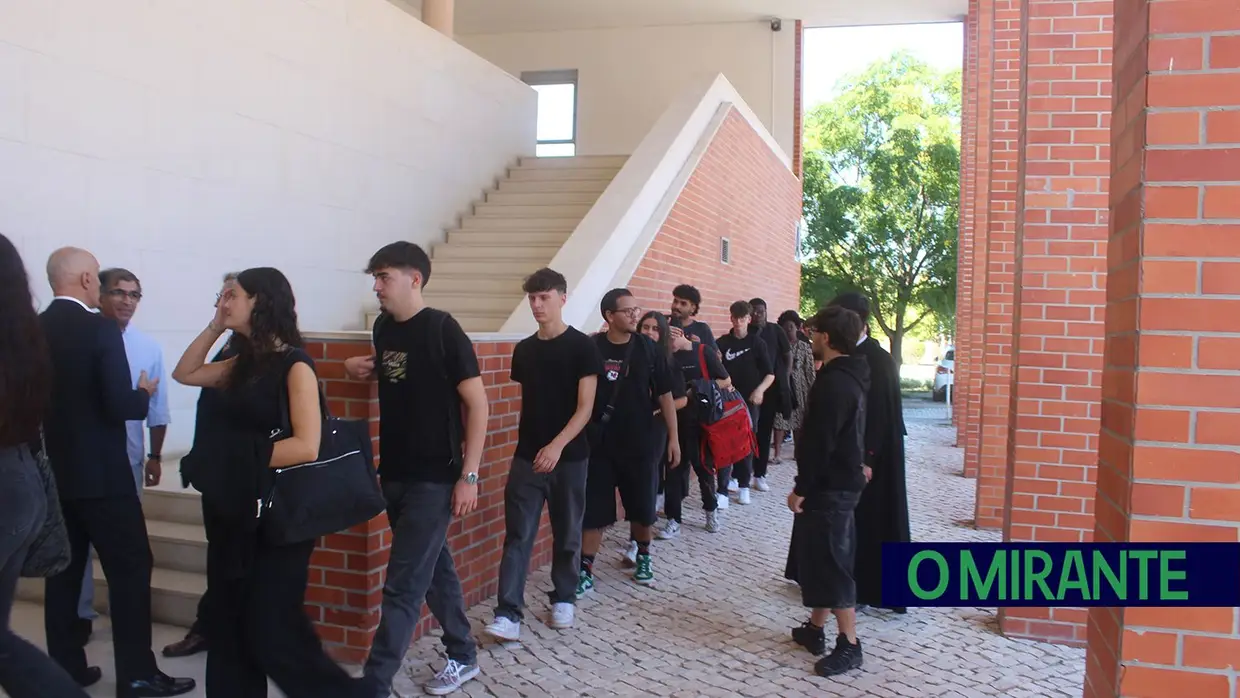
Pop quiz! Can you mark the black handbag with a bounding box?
[260,357,386,547]
[21,429,72,578]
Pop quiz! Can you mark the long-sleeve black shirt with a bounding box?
[794,354,871,502]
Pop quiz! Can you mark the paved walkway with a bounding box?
[391,407,1087,698]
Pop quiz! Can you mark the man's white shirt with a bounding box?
[121,325,171,467]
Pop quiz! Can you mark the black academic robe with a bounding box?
[784,337,911,610]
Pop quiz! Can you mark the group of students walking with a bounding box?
[0,233,910,698]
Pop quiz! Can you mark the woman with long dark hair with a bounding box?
[172,267,363,698]
[638,312,688,536]
[0,233,90,698]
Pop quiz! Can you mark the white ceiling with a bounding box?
[409,0,968,35]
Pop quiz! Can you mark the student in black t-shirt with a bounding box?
[637,313,688,539]
[668,283,718,352]
[343,242,486,697]
[578,289,680,594]
[661,323,731,536]
[750,298,793,493]
[715,300,775,506]
[485,268,601,642]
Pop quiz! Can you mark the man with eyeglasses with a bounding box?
[577,288,679,593]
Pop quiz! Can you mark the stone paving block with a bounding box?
[390,413,1086,698]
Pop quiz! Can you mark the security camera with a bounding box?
[770,18,782,32]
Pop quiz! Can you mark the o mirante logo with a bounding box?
[881,543,1240,607]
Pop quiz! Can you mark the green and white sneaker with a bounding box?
[634,553,655,585]
[575,569,594,599]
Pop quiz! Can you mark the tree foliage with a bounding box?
[800,51,961,365]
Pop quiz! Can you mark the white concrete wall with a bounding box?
[0,0,536,455]
[462,21,796,160]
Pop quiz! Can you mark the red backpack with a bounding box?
[693,344,757,474]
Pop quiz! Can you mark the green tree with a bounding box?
[800,51,960,366]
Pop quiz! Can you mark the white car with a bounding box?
[932,346,955,402]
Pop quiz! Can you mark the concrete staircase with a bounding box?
[16,484,206,629]
[367,154,627,333]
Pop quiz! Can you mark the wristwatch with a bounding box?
[148,453,162,461]
[461,472,479,485]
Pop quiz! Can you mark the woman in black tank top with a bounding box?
[173,267,362,698]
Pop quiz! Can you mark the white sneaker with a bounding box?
[754,476,770,492]
[424,658,480,696]
[484,616,521,642]
[656,493,665,516]
[737,487,752,505]
[705,510,720,533]
[728,478,739,492]
[716,493,730,510]
[620,539,639,567]
[656,520,681,540]
[549,602,574,629]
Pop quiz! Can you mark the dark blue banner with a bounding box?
[881,543,1240,607]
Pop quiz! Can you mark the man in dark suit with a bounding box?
[40,247,195,697]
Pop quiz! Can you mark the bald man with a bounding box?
[40,248,195,697]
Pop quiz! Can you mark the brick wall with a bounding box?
[998,0,1113,646]
[626,107,803,329]
[972,0,1022,528]
[1084,0,1240,695]
[962,0,996,480]
[301,336,548,663]
[955,0,979,448]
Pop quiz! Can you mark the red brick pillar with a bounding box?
[793,20,804,179]
[962,0,996,479]
[972,0,1022,527]
[1084,0,1240,695]
[998,0,1113,645]
[954,0,979,447]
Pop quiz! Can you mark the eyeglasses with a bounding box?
[107,289,142,302]
[614,306,643,317]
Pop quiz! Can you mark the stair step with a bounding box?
[453,311,516,333]
[460,217,580,231]
[507,167,619,182]
[447,230,572,246]
[141,488,203,527]
[147,519,209,575]
[16,563,205,629]
[472,203,592,218]
[432,244,561,261]
[498,179,612,194]
[430,275,529,295]
[422,293,522,314]
[428,258,548,277]
[485,191,603,206]
[518,155,627,170]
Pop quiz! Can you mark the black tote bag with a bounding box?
[260,360,386,547]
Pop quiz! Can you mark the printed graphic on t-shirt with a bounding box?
[604,359,624,382]
[381,350,408,382]
[724,347,750,362]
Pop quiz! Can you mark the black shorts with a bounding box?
[795,490,862,610]
[583,450,659,529]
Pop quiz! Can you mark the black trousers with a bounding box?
[205,536,361,698]
[45,495,157,685]
[188,496,223,639]
[754,396,780,479]
[665,422,717,520]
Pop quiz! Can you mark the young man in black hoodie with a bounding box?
[787,305,871,678]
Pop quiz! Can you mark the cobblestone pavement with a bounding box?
[393,413,1087,698]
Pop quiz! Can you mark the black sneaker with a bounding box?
[814,634,864,677]
[791,621,827,656]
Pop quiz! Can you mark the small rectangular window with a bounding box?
[522,70,578,157]
[720,237,731,264]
